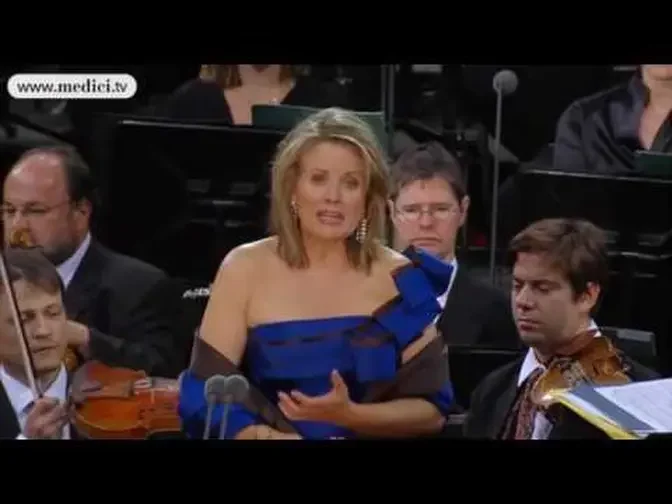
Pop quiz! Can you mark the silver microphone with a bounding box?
[488,69,519,285]
[203,375,228,440]
[218,374,250,440]
[492,69,519,96]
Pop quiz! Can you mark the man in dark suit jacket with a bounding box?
[2,145,182,378]
[388,142,519,349]
[463,218,659,440]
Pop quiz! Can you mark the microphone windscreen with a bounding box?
[204,375,229,402]
[223,374,250,403]
[492,69,519,95]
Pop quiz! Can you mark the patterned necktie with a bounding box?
[512,367,544,440]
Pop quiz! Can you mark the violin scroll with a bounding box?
[9,228,35,249]
[64,348,80,372]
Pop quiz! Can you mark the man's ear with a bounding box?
[74,199,92,218]
[578,282,601,314]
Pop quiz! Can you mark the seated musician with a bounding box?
[388,142,519,349]
[553,64,672,173]
[463,218,658,439]
[0,249,73,439]
[2,145,182,377]
[162,64,346,125]
[178,107,455,439]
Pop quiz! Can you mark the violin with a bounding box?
[531,328,632,408]
[69,360,182,439]
[8,228,80,372]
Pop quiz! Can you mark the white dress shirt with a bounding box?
[516,319,600,439]
[434,258,458,323]
[57,232,91,289]
[1,364,70,439]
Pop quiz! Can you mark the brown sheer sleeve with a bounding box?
[189,337,297,434]
[361,336,449,402]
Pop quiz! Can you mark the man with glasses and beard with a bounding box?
[2,145,182,378]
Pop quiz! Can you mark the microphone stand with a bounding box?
[201,378,236,440]
[203,399,215,440]
[218,395,232,440]
[202,397,232,440]
[488,84,505,285]
[380,65,396,156]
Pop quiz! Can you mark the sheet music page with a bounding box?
[550,390,611,423]
[595,378,672,432]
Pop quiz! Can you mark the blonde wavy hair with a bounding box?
[269,107,389,271]
[199,65,298,89]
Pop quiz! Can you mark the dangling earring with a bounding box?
[356,217,368,243]
[290,199,298,219]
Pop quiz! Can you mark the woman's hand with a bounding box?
[278,370,353,425]
[270,431,303,440]
[237,425,303,440]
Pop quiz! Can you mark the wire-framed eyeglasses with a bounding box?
[0,200,72,221]
[394,203,459,222]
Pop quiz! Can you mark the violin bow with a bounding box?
[0,246,42,399]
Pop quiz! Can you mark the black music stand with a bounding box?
[515,168,672,374]
[516,168,672,251]
[98,116,286,281]
[448,344,524,409]
[601,326,659,373]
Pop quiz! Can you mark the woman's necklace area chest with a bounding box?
[273,272,392,314]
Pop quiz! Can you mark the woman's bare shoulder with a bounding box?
[215,237,278,286]
[221,237,277,268]
[375,244,412,274]
[366,245,412,298]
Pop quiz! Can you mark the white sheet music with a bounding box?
[596,378,672,432]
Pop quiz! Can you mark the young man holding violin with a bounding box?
[0,248,73,439]
[463,218,658,439]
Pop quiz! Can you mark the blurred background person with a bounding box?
[553,64,672,173]
[161,64,347,124]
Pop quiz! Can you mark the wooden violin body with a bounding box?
[69,361,181,439]
[532,333,631,407]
